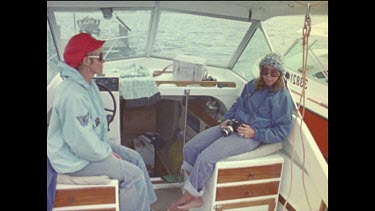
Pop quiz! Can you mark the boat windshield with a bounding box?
[47,7,327,86]
[47,8,274,84]
[47,20,59,85]
[261,15,328,86]
[284,38,328,86]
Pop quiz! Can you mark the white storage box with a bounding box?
[133,138,155,168]
[173,54,207,81]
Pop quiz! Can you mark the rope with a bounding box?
[152,64,173,77]
[283,2,315,211]
[299,5,312,210]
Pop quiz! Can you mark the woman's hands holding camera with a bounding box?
[220,119,230,128]
[237,123,255,139]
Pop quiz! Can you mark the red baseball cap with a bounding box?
[63,33,105,68]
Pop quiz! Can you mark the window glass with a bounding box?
[284,39,328,86]
[262,15,328,85]
[233,15,328,83]
[53,10,151,62]
[232,28,271,81]
[262,15,328,56]
[153,11,251,67]
[47,20,59,85]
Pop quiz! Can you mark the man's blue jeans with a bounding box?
[67,142,157,211]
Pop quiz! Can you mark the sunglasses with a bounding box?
[261,68,280,77]
[87,52,104,62]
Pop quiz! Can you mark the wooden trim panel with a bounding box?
[278,194,296,211]
[187,100,220,127]
[216,181,279,201]
[217,164,282,183]
[319,200,328,211]
[54,186,116,208]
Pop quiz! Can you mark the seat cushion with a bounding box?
[222,142,282,161]
[57,174,112,185]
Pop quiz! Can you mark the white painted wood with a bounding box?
[217,153,283,169]
[114,179,119,211]
[216,195,277,205]
[282,116,328,205]
[191,152,284,211]
[277,151,325,211]
[225,205,269,211]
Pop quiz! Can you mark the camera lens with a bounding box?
[222,129,229,137]
[222,126,234,137]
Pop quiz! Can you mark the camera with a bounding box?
[222,119,242,137]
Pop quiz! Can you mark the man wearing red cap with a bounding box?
[47,33,157,211]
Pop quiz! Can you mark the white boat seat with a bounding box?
[56,174,112,185]
[54,142,282,185]
[221,142,282,162]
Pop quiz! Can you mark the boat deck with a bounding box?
[151,188,183,211]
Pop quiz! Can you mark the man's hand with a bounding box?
[111,152,122,160]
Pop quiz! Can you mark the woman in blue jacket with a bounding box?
[168,52,294,210]
[47,33,156,211]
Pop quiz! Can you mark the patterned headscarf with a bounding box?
[259,52,286,75]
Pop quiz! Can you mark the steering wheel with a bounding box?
[96,83,117,131]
